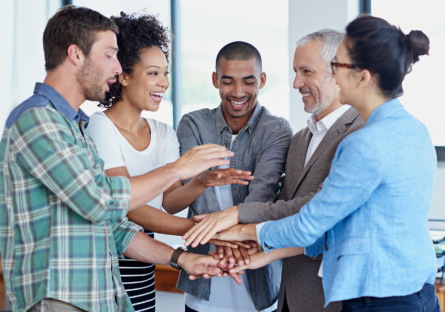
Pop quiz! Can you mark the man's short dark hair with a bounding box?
[43,5,119,71]
[215,41,262,74]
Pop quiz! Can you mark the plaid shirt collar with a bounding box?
[34,82,90,126]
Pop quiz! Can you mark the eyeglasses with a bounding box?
[330,60,358,75]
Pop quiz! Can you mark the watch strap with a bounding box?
[170,247,187,270]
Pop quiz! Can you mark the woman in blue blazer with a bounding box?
[184,15,440,312]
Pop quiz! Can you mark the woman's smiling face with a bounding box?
[121,46,170,112]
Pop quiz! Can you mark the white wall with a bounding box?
[288,0,358,132]
[0,0,60,133]
[287,0,445,230]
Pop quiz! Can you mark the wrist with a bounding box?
[191,175,208,190]
[170,247,188,269]
[166,162,186,181]
[240,224,257,242]
[177,250,189,269]
[229,205,240,224]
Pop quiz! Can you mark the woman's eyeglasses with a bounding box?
[331,60,358,75]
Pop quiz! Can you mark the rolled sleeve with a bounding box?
[112,217,143,255]
[243,120,293,204]
[12,107,131,224]
[177,115,221,215]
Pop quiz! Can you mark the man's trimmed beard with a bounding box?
[76,57,106,102]
[305,75,339,116]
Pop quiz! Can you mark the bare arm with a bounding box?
[162,169,253,215]
[128,144,233,211]
[228,247,304,274]
[123,231,224,277]
[106,167,248,248]
[182,183,322,247]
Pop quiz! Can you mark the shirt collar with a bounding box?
[367,98,402,124]
[216,101,262,135]
[307,104,351,135]
[34,82,90,127]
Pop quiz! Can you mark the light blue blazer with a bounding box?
[260,98,438,306]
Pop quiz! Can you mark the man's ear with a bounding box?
[259,72,267,89]
[66,44,84,67]
[212,72,219,89]
[118,73,128,87]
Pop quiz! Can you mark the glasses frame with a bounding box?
[331,60,359,75]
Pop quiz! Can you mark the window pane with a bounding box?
[372,0,445,146]
[74,0,173,127]
[178,0,289,120]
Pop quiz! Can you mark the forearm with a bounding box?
[129,163,181,211]
[124,231,174,265]
[163,177,206,214]
[263,247,304,262]
[239,189,320,223]
[127,205,195,235]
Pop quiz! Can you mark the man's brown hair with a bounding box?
[43,5,119,71]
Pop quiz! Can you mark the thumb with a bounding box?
[229,263,250,274]
[193,214,209,222]
[196,265,223,276]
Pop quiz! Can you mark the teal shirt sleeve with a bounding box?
[12,107,131,224]
[112,217,143,255]
[260,133,383,252]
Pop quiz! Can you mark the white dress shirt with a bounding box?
[256,104,351,277]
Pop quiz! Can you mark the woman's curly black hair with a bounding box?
[99,12,171,108]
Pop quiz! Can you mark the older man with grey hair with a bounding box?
[183,28,365,311]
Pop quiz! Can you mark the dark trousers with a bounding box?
[341,283,440,312]
[185,304,277,312]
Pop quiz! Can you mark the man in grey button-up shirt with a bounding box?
[176,42,293,311]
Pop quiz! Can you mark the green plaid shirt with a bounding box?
[0,83,142,312]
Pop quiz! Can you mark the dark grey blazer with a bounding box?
[238,107,364,312]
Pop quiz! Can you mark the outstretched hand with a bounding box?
[227,247,305,274]
[172,144,234,180]
[196,168,254,187]
[178,252,225,277]
[212,224,258,243]
[183,251,245,285]
[183,206,240,248]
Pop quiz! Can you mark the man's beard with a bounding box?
[76,57,106,102]
[305,76,339,116]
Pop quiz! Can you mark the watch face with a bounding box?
[170,261,180,270]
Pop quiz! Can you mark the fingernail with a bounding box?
[214,268,220,273]
[229,269,236,273]
[239,261,244,265]
[248,250,254,255]
[245,260,249,264]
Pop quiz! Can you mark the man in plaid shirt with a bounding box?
[0,6,234,312]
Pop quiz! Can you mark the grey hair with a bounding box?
[296,28,345,73]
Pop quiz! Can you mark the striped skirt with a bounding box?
[119,231,156,312]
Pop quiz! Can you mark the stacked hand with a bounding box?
[196,168,254,188]
[181,207,306,284]
[183,205,243,248]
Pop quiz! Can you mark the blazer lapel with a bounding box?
[288,128,312,198]
[294,108,360,193]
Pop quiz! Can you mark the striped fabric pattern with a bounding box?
[0,83,143,312]
[119,231,156,312]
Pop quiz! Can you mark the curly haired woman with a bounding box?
[85,12,254,312]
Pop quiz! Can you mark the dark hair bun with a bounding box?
[346,15,430,98]
[407,30,429,63]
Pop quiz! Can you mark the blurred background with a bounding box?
[0,0,445,310]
